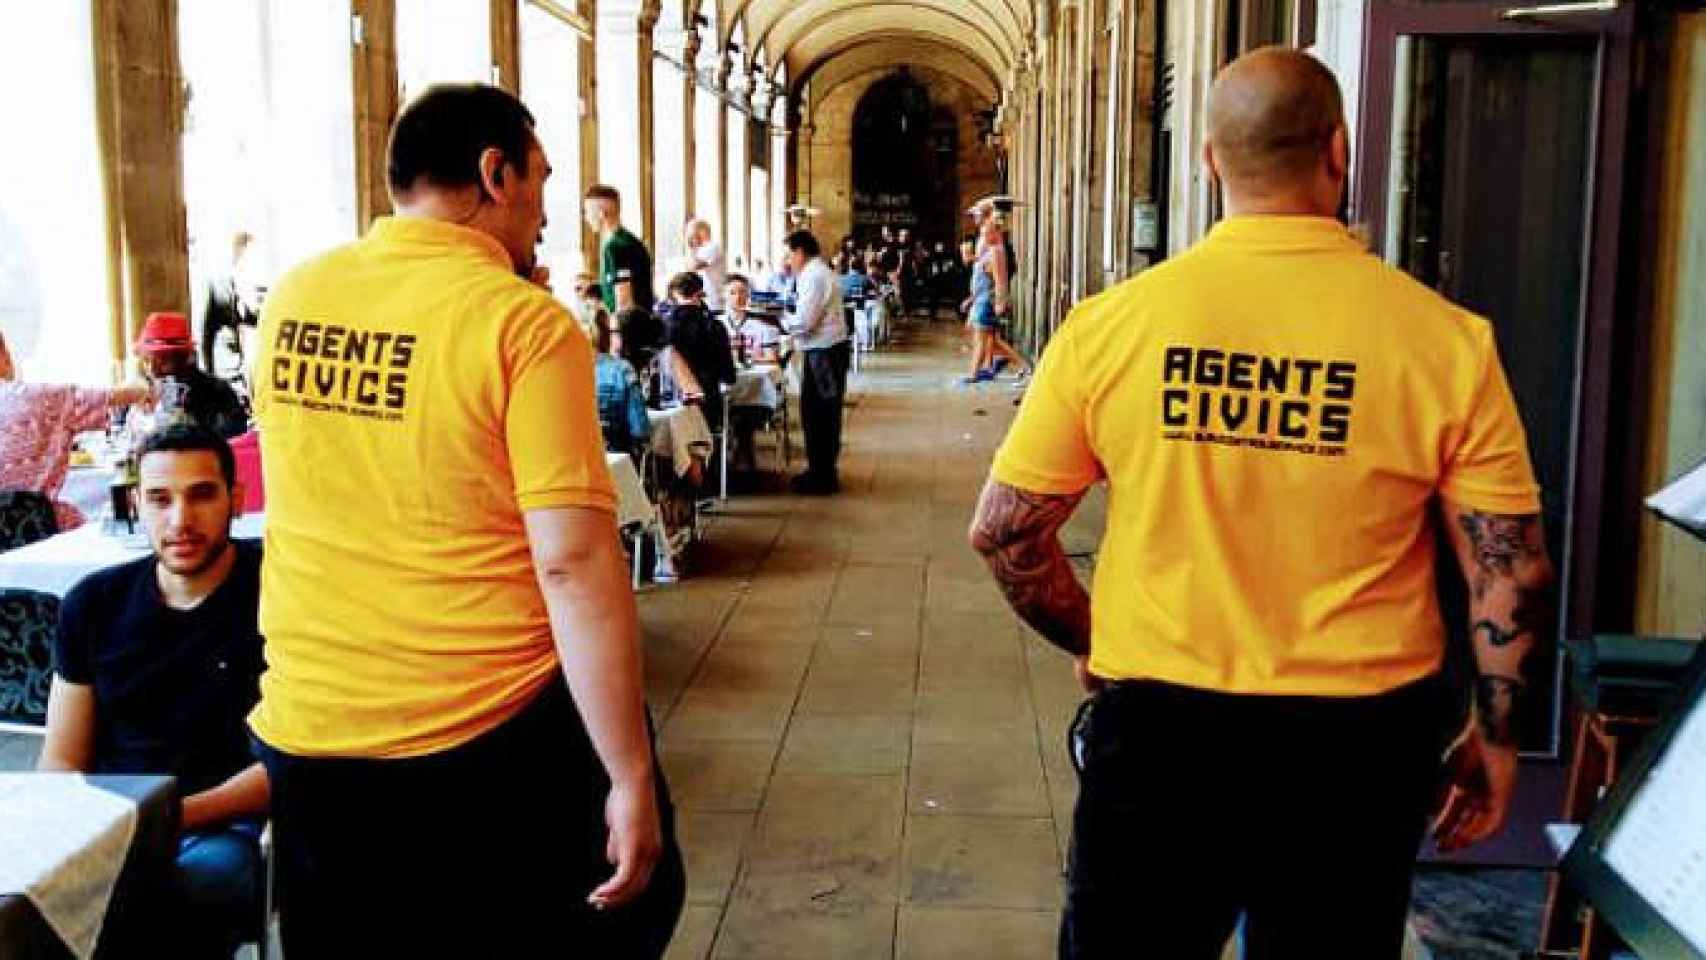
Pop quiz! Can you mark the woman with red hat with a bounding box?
[0,328,151,531]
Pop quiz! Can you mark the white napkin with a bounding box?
[0,773,140,959]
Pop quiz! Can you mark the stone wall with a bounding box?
[803,67,1000,253]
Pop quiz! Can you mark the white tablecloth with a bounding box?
[0,514,266,597]
[646,406,713,476]
[727,364,784,411]
[0,774,138,959]
[606,453,652,528]
[57,467,119,521]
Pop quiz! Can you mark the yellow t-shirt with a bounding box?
[249,217,617,758]
[991,216,1541,696]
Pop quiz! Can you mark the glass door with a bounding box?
[1355,0,1635,755]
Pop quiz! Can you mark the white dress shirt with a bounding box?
[786,258,848,351]
[695,241,728,311]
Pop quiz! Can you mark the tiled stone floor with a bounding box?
[636,321,1087,959]
[1,316,1546,958]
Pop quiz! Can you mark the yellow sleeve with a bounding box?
[990,325,1101,494]
[504,300,619,514]
[1439,322,1542,514]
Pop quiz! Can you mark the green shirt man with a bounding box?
[600,226,655,314]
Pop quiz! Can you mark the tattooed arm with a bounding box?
[1433,500,1555,851]
[969,480,1094,683]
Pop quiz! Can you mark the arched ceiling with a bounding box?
[802,40,1001,112]
[722,0,1032,95]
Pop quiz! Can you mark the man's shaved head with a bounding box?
[1207,46,1345,196]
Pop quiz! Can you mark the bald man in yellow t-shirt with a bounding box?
[972,49,1553,959]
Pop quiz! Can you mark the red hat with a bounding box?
[136,312,193,355]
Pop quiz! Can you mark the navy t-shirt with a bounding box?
[52,541,264,795]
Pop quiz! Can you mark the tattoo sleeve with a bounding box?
[969,480,1092,657]
[1445,506,1556,748]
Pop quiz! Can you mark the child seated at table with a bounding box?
[724,274,782,366]
[38,423,267,959]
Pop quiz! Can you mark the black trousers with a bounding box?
[1060,672,1452,960]
[800,340,852,483]
[254,682,685,959]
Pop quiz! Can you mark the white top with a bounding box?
[694,241,728,311]
[786,257,848,351]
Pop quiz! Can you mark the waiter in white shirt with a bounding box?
[781,230,849,495]
[686,220,728,312]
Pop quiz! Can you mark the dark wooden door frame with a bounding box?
[1352,0,1635,755]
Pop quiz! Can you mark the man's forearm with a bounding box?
[1455,510,1555,747]
[615,282,636,313]
[538,527,654,787]
[182,763,269,832]
[970,480,1091,656]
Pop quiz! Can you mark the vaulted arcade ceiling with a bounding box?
[707,0,1034,104]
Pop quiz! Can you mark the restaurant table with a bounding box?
[606,452,652,529]
[718,365,791,498]
[727,364,785,410]
[0,774,178,959]
[645,405,714,477]
[606,452,672,589]
[0,514,266,597]
[56,467,117,523]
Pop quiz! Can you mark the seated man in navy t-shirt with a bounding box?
[39,423,267,959]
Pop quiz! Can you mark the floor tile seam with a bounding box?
[651,500,789,731]
[719,595,844,918]
[897,905,1059,917]
[689,808,761,917]
[1017,619,1075,862]
[890,561,929,912]
[901,810,1059,825]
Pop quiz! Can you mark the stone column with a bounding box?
[769,94,791,255]
[681,24,701,216]
[578,0,601,266]
[491,0,520,92]
[93,0,191,354]
[711,59,731,245]
[348,0,399,232]
[637,5,658,245]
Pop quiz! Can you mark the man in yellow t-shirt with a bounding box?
[250,85,681,956]
[971,49,1554,959]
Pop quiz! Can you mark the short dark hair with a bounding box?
[137,423,236,488]
[584,183,622,205]
[387,84,537,196]
[725,273,749,289]
[668,271,704,297]
[593,311,615,354]
[784,230,820,258]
